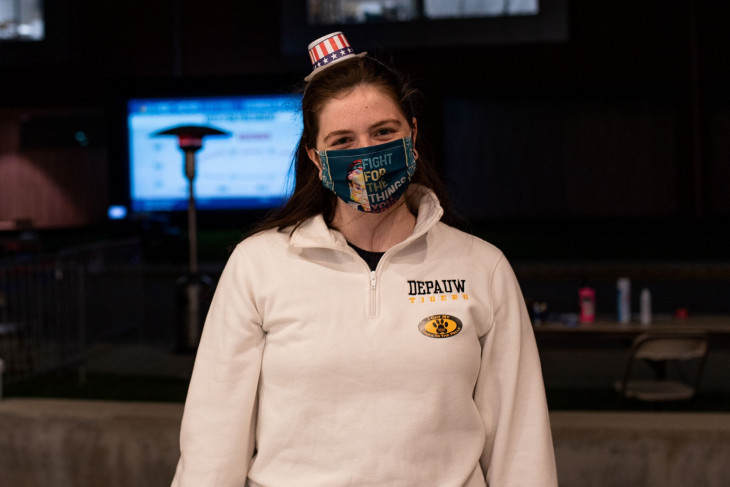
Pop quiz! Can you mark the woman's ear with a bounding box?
[306,146,323,179]
[411,117,418,146]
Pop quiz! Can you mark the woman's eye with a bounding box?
[375,128,395,137]
[332,137,350,146]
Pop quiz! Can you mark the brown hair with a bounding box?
[253,55,455,234]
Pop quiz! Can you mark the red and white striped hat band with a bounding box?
[305,32,367,82]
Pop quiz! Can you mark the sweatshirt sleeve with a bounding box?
[474,254,557,487]
[171,244,266,487]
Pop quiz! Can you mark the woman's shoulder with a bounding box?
[232,227,293,256]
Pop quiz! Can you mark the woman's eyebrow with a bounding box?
[323,129,353,143]
[371,119,402,129]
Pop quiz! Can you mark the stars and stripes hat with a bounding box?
[305,32,367,82]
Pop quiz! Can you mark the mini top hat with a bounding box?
[305,32,366,82]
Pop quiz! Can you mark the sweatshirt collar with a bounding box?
[290,184,443,250]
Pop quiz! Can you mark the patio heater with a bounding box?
[154,125,228,351]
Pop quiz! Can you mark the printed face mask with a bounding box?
[317,135,417,213]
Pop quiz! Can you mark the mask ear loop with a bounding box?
[407,131,418,161]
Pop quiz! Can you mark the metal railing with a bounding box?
[0,238,144,385]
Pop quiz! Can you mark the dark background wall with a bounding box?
[1,0,729,232]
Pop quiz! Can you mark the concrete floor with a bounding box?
[1,398,729,487]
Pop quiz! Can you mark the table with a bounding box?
[534,316,730,391]
[534,315,730,347]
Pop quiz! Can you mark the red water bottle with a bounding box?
[579,284,596,323]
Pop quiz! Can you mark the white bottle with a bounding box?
[617,278,631,323]
[640,288,652,325]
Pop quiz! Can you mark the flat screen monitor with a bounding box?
[0,0,74,65]
[306,0,539,25]
[126,94,303,213]
[0,0,44,41]
[281,0,566,54]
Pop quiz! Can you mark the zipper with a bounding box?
[369,270,377,318]
[363,235,420,319]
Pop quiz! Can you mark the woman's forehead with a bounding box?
[318,84,404,125]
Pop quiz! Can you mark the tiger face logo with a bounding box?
[418,314,463,338]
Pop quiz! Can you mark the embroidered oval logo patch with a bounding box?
[418,314,463,338]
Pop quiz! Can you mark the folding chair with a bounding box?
[614,332,709,402]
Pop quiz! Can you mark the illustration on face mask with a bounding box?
[346,160,371,212]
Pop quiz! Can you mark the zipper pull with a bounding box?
[370,271,377,290]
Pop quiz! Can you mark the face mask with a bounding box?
[317,135,417,213]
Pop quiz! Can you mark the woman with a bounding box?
[172,32,557,487]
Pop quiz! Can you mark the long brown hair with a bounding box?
[253,55,454,234]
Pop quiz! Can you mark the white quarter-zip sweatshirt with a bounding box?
[171,185,557,487]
